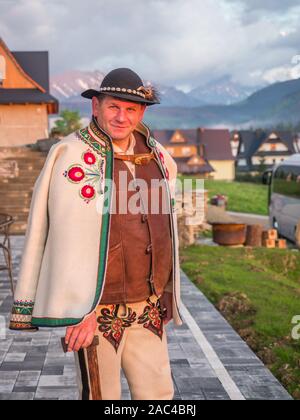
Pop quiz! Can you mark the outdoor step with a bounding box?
[0,205,30,212]
[0,185,35,190]
[0,192,34,198]
[9,223,27,234]
[0,206,31,213]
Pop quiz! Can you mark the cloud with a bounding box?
[1,0,300,88]
[225,0,300,13]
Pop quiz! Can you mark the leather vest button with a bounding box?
[141,214,148,223]
[146,244,152,254]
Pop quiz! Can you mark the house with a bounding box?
[234,130,299,172]
[152,128,235,180]
[0,38,58,147]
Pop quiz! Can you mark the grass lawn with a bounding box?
[178,177,269,216]
[180,245,300,399]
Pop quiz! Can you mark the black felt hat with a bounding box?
[81,68,160,106]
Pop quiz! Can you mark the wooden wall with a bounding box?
[0,104,49,147]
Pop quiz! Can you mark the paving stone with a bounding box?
[9,392,35,400]
[42,366,64,376]
[4,353,26,363]
[38,375,76,387]
[15,371,41,387]
[0,371,19,393]
[35,387,78,400]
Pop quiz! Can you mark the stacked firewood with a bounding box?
[245,225,287,249]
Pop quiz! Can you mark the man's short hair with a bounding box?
[96,94,146,107]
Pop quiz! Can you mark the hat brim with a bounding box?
[81,89,159,106]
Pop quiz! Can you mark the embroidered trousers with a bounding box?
[75,296,174,400]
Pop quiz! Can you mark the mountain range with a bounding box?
[50,70,300,129]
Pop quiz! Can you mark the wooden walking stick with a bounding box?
[61,336,102,400]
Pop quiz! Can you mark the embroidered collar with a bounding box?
[77,117,156,157]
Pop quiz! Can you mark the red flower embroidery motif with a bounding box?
[98,305,137,352]
[83,151,96,165]
[67,166,85,183]
[158,152,169,180]
[165,167,170,180]
[80,185,96,200]
[63,148,105,204]
[138,298,164,340]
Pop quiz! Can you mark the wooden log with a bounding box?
[262,239,276,249]
[276,239,287,249]
[262,229,278,241]
[245,224,264,247]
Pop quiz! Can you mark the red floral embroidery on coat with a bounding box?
[80,185,96,200]
[158,151,169,180]
[67,166,85,183]
[97,305,137,353]
[165,167,170,180]
[83,151,96,165]
[63,149,105,204]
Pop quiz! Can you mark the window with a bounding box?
[273,165,300,199]
[182,147,191,156]
[0,55,6,86]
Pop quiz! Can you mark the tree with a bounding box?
[51,110,82,137]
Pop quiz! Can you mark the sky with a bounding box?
[1,0,300,90]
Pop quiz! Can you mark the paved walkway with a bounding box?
[227,212,270,229]
[0,237,292,400]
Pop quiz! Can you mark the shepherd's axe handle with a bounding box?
[61,336,100,353]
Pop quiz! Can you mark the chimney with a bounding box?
[197,128,205,157]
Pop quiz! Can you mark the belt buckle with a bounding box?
[134,155,151,165]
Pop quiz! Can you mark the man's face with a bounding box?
[92,95,146,141]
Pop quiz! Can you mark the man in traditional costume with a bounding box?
[10,68,182,400]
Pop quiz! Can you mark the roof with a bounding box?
[0,89,58,105]
[0,39,58,110]
[0,38,45,92]
[12,51,50,91]
[153,128,234,161]
[199,129,234,161]
[151,130,174,145]
[175,157,215,174]
[237,130,297,159]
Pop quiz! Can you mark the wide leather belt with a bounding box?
[114,152,155,166]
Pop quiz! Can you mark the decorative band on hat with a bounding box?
[99,85,155,100]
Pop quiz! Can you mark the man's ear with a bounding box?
[92,97,99,117]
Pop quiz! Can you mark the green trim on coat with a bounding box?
[92,144,113,309]
[31,317,81,327]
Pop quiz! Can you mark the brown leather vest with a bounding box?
[100,131,173,304]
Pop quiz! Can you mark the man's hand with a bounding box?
[65,312,97,352]
[160,292,173,325]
